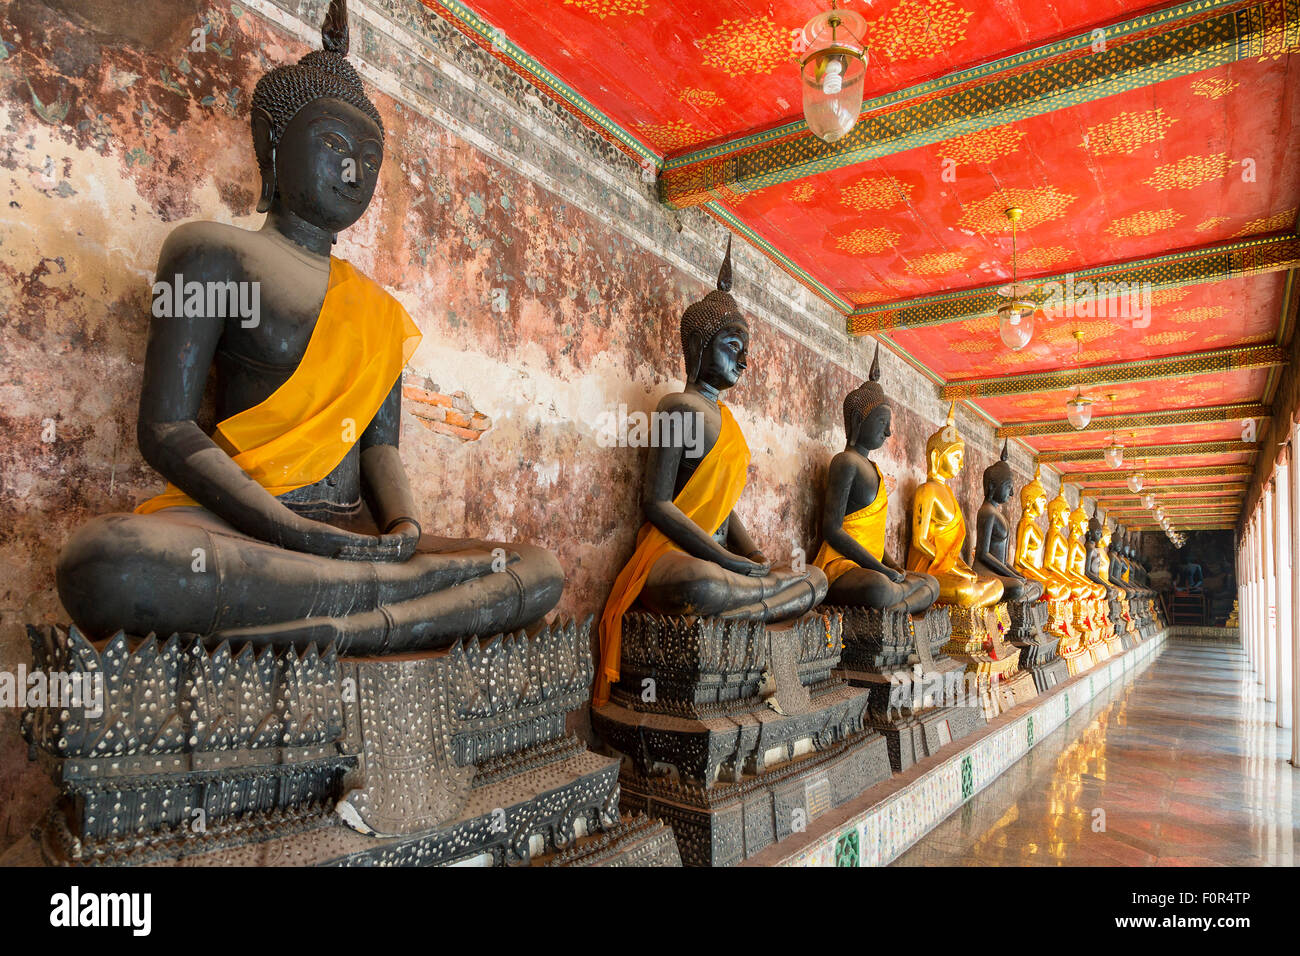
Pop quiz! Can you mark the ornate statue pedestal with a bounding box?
[1007,599,1070,693]
[942,605,1038,719]
[1054,601,1092,676]
[20,622,680,867]
[1110,594,1141,650]
[591,612,891,867]
[1079,600,1113,666]
[830,605,984,772]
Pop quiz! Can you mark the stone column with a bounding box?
[1273,463,1292,729]
[1263,490,1275,699]
[1291,422,1300,766]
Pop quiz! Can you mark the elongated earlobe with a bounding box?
[252,108,276,213]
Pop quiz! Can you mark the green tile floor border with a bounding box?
[776,630,1168,867]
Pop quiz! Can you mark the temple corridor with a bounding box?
[895,641,1298,866]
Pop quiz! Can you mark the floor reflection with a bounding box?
[893,641,1298,866]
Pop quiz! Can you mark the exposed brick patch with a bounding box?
[403,385,491,441]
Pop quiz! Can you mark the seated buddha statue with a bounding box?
[1012,466,1071,601]
[973,441,1043,603]
[55,0,562,653]
[907,404,1003,608]
[1043,490,1088,600]
[814,344,939,613]
[593,239,827,706]
[1068,501,1106,601]
[1084,514,1118,595]
[1109,526,1143,595]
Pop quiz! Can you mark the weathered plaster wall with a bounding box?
[0,0,1055,850]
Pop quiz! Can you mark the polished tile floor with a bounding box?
[894,641,1298,866]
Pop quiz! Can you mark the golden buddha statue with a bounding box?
[907,404,1003,608]
[1012,466,1071,601]
[1044,489,1089,600]
[1068,501,1106,601]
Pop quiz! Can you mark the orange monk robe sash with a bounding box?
[136,258,422,514]
[907,490,966,577]
[813,463,887,585]
[593,404,750,708]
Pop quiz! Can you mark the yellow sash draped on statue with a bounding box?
[593,404,750,708]
[814,462,887,585]
[908,493,965,577]
[136,258,422,513]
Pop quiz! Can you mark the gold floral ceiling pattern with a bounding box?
[562,0,648,17]
[636,119,708,151]
[697,16,791,75]
[678,88,725,108]
[864,0,974,60]
[1234,207,1297,236]
[906,251,969,275]
[1191,76,1239,99]
[1105,208,1184,238]
[1081,108,1178,155]
[1143,152,1235,191]
[835,226,902,255]
[1018,246,1072,270]
[956,186,1077,233]
[937,124,1027,165]
[840,175,915,212]
[1170,306,1228,324]
[790,182,817,203]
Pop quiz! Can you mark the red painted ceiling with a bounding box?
[430,0,1300,525]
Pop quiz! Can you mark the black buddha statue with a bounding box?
[56,0,562,652]
[813,344,939,613]
[594,239,827,704]
[973,441,1043,603]
[1084,513,1115,596]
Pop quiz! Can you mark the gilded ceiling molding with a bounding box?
[996,402,1270,438]
[1035,439,1258,464]
[1068,464,1253,482]
[940,344,1286,399]
[659,0,1300,208]
[850,234,1299,334]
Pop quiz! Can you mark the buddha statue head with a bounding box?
[1047,488,1071,533]
[681,236,748,390]
[1020,464,1048,520]
[982,440,1014,505]
[250,0,384,232]
[843,342,892,450]
[925,402,965,482]
[1101,519,1113,551]
[1088,513,1105,546]
[1070,498,1090,539]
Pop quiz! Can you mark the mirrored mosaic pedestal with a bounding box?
[591,612,891,867]
[942,605,1038,720]
[20,622,680,867]
[1110,594,1141,650]
[1007,599,1070,693]
[829,605,984,773]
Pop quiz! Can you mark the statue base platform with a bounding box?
[1007,599,1070,693]
[591,612,891,867]
[829,605,984,772]
[941,604,1038,719]
[21,621,680,867]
